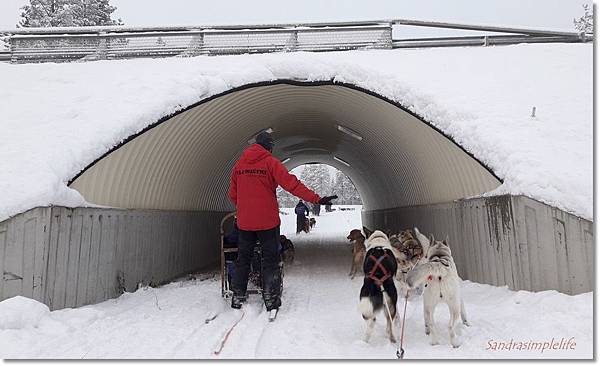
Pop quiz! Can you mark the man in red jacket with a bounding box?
[228,131,337,311]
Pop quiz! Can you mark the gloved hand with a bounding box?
[318,195,338,205]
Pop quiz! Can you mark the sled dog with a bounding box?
[406,233,469,348]
[280,235,295,264]
[358,228,398,343]
[390,228,429,294]
[347,229,366,279]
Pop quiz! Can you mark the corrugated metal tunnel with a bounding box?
[69,82,501,210]
[1,81,592,310]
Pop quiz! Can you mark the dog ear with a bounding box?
[429,233,435,245]
[443,234,450,246]
[363,226,374,238]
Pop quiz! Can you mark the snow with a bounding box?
[0,208,592,359]
[0,296,50,330]
[0,43,592,221]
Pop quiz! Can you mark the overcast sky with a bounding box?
[0,0,592,33]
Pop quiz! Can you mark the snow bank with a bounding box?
[0,43,592,221]
[0,296,50,330]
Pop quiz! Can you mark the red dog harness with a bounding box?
[367,253,392,286]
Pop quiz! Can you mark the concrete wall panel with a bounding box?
[363,195,593,295]
[0,195,592,310]
[0,208,50,303]
[0,207,224,310]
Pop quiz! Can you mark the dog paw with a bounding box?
[451,339,462,348]
[462,320,471,327]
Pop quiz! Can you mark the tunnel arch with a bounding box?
[68,80,501,212]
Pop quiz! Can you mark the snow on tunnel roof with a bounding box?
[0,43,592,221]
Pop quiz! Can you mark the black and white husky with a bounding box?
[358,228,398,343]
[406,231,470,348]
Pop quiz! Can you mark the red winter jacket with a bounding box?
[229,144,321,231]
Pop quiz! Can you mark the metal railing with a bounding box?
[0,49,10,62]
[0,19,591,63]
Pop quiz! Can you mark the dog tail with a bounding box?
[406,263,434,289]
[359,280,384,312]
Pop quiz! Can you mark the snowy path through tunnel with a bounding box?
[0,208,592,359]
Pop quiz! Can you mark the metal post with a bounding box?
[383,22,393,48]
[97,31,108,60]
[9,36,17,63]
[286,28,299,52]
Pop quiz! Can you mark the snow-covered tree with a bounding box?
[19,0,122,28]
[574,4,594,34]
[19,0,70,27]
[300,164,332,195]
[333,170,362,205]
[276,164,362,207]
[276,186,296,208]
[277,166,305,208]
[156,36,167,47]
[0,34,9,50]
[69,0,122,27]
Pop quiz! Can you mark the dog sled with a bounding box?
[220,212,284,298]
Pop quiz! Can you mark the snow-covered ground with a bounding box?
[0,207,592,359]
[0,43,593,222]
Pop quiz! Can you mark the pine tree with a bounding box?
[574,4,593,34]
[276,164,362,207]
[70,0,122,27]
[156,36,167,47]
[19,0,122,28]
[277,166,304,208]
[0,34,9,50]
[19,0,70,27]
[300,164,331,194]
[276,186,296,208]
[333,170,362,205]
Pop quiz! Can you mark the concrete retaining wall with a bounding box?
[362,195,593,295]
[0,207,224,310]
[0,195,592,310]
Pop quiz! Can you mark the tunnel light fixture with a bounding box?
[337,125,363,141]
[333,156,351,167]
[281,157,291,164]
[248,127,274,144]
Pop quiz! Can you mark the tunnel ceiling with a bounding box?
[69,82,501,212]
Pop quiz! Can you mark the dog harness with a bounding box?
[367,253,392,286]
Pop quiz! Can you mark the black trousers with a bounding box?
[296,216,306,233]
[232,226,282,301]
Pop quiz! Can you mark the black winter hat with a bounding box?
[255,131,274,151]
